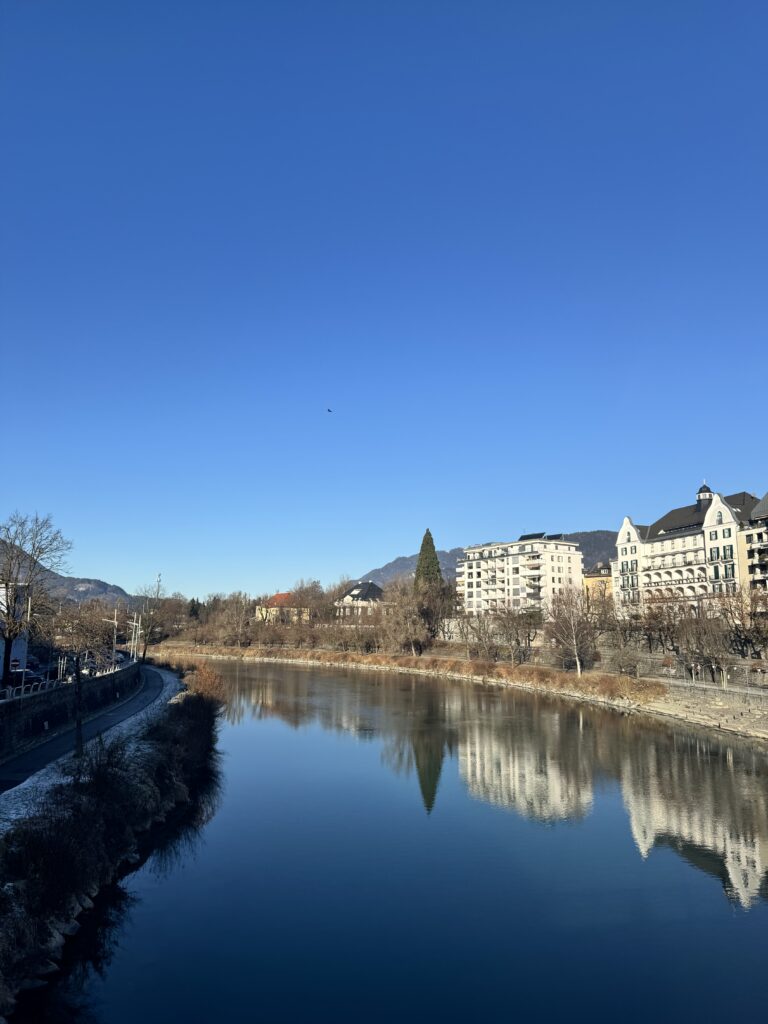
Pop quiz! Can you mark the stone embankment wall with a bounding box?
[0,668,221,1018]
[0,664,141,764]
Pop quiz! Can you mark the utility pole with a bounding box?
[102,607,118,670]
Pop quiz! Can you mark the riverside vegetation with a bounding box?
[0,666,224,1018]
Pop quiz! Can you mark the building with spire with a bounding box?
[611,484,764,606]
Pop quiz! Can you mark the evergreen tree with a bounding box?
[414,528,443,589]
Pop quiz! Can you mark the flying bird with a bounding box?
[327,408,333,413]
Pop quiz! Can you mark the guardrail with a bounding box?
[0,661,137,705]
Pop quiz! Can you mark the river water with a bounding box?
[17,661,768,1022]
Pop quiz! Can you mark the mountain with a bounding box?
[0,539,133,605]
[44,571,133,605]
[361,530,616,585]
[361,548,466,587]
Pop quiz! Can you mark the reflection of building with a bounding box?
[611,483,762,606]
[458,718,593,822]
[222,660,768,908]
[621,750,768,908]
[457,534,584,614]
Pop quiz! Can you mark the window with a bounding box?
[712,565,720,580]
[710,547,720,561]
[621,547,627,556]
[621,561,628,573]
[747,534,754,544]
[716,511,723,525]
[626,532,630,543]
[723,528,731,538]
[710,531,718,541]
[724,563,735,580]
[630,546,636,554]
[631,560,638,572]
[723,545,733,560]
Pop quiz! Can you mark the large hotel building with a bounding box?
[612,483,768,605]
[456,534,584,615]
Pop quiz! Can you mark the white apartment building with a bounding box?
[611,483,764,606]
[456,533,584,615]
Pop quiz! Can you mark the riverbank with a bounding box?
[154,644,768,745]
[0,668,222,1019]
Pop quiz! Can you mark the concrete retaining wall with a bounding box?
[0,663,141,764]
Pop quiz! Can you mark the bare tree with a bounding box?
[0,512,72,685]
[54,601,113,757]
[718,587,768,660]
[137,574,166,660]
[676,602,731,685]
[493,606,542,664]
[546,586,601,676]
[383,580,430,656]
[222,591,253,648]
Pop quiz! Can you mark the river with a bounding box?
[16,661,768,1022]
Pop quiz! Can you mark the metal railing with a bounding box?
[0,660,137,705]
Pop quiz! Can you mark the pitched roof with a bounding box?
[267,592,294,607]
[340,581,383,602]
[751,493,768,521]
[646,491,759,539]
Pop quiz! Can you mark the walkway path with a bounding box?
[0,668,166,795]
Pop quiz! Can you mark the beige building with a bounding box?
[611,484,763,607]
[583,562,613,600]
[456,533,584,614]
[743,493,768,591]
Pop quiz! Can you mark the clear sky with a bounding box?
[1,1,766,598]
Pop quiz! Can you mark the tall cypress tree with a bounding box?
[414,528,443,589]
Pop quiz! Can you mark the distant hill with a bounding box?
[361,530,616,585]
[0,539,133,605]
[43,570,133,605]
[361,548,466,587]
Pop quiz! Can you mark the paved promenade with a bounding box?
[0,668,166,794]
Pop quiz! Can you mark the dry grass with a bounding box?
[154,645,667,706]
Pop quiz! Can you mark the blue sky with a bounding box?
[1,1,766,597]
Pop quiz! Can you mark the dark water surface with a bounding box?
[19,662,768,1022]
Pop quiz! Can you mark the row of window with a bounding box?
[711,564,735,580]
[709,546,734,561]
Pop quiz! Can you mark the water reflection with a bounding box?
[223,662,768,908]
[14,757,223,1024]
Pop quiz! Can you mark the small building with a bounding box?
[584,562,613,600]
[335,581,384,617]
[255,592,310,624]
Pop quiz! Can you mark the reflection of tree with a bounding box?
[216,661,768,906]
[13,756,223,1024]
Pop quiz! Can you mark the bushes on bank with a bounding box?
[0,686,222,1006]
[157,646,667,705]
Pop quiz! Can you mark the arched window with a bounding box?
[716,511,723,525]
